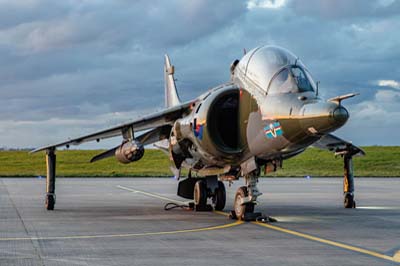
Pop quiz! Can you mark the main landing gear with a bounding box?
[193,176,226,211]
[177,175,226,211]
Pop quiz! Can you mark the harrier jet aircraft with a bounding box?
[32,45,364,220]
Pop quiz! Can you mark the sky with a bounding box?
[0,0,399,149]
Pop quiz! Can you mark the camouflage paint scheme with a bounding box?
[168,46,353,177]
[33,45,360,176]
[32,45,364,214]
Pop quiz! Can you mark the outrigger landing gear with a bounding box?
[343,153,356,208]
[233,170,262,220]
[45,148,56,210]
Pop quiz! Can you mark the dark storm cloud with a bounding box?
[0,1,246,118]
[0,1,70,30]
[0,0,399,147]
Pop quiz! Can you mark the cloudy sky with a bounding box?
[0,0,399,149]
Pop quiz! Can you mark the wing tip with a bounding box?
[29,147,47,154]
[29,145,57,154]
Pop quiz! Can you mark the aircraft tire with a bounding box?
[45,194,55,210]
[234,186,254,220]
[213,181,226,211]
[344,193,355,208]
[194,180,207,207]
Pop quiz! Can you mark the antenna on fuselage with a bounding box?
[243,48,247,55]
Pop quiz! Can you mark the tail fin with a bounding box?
[164,54,181,108]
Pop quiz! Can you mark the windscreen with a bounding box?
[291,66,315,92]
[268,65,316,94]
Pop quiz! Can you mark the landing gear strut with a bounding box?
[233,171,261,220]
[45,148,56,210]
[343,153,356,208]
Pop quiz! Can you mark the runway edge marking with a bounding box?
[251,221,399,263]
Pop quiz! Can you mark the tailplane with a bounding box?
[164,54,181,108]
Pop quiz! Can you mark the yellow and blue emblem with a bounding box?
[264,122,283,139]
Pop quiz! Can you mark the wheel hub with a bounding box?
[235,194,243,215]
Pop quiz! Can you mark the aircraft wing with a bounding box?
[312,133,365,156]
[31,101,193,153]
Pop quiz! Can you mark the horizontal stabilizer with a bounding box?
[313,134,365,157]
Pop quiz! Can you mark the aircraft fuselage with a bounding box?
[169,46,349,176]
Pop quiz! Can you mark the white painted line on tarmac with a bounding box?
[0,221,243,242]
[117,185,190,205]
[117,185,400,263]
[356,206,399,210]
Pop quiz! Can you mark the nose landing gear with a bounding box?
[232,171,261,220]
[233,186,255,219]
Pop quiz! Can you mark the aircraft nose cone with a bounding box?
[332,106,349,123]
[299,102,350,134]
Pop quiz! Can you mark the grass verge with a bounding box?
[0,146,399,177]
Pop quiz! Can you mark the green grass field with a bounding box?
[0,146,399,177]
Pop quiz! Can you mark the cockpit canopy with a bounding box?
[269,65,316,94]
[236,45,316,94]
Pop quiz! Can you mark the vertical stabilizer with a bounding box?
[164,54,181,108]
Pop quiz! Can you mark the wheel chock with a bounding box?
[195,204,213,212]
[229,210,277,223]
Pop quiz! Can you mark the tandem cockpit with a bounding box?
[234,45,317,96]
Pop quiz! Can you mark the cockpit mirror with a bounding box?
[230,59,240,76]
[298,95,307,101]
